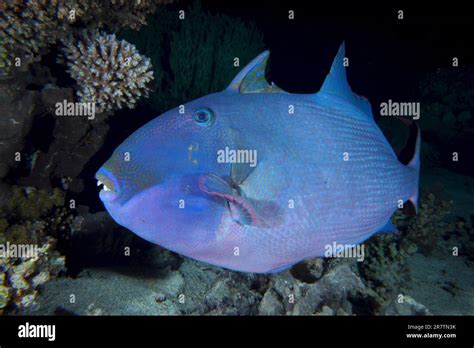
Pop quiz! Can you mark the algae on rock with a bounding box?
[0,186,70,313]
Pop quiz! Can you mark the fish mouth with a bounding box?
[95,167,121,202]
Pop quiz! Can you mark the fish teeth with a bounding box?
[97,180,111,192]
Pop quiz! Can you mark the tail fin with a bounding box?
[406,123,421,214]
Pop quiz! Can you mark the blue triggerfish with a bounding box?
[96,42,420,273]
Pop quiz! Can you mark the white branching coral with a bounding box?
[61,30,154,113]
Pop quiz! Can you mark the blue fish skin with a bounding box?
[96,43,420,273]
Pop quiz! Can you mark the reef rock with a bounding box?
[0,79,38,178]
[21,84,109,191]
[382,295,431,315]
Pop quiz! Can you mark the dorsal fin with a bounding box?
[226,51,285,94]
[319,42,373,117]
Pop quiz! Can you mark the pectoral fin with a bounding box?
[198,173,257,225]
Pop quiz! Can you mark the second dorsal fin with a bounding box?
[319,42,373,117]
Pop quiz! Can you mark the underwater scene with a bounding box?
[0,0,473,318]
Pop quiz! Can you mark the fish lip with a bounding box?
[95,167,121,202]
[99,188,119,202]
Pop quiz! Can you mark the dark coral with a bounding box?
[403,192,451,255]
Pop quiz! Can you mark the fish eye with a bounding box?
[193,108,214,127]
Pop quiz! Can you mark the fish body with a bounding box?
[96,43,420,273]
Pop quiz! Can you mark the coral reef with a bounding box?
[403,193,452,255]
[0,185,71,313]
[21,245,473,316]
[358,232,412,304]
[73,0,174,31]
[4,186,65,222]
[60,30,154,113]
[120,0,265,111]
[20,254,392,316]
[0,0,170,75]
[359,192,453,304]
[445,216,474,261]
[0,237,65,313]
[272,259,367,315]
[0,44,10,76]
[0,185,70,247]
[1,0,158,188]
[0,0,75,72]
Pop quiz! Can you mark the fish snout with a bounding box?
[96,167,121,202]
